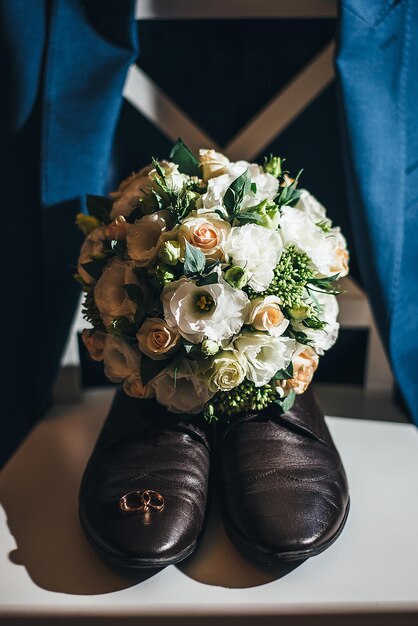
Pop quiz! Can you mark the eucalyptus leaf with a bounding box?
[183,240,206,276]
[223,169,251,216]
[274,390,296,413]
[81,258,108,280]
[273,361,294,381]
[169,138,200,176]
[140,354,169,385]
[234,212,264,225]
[86,194,112,224]
[196,272,219,287]
[124,283,144,307]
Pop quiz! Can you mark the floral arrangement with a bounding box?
[76,139,349,420]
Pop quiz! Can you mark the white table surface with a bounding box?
[0,389,418,625]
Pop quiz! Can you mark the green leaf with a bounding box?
[86,195,112,224]
[196,272,219,287]
[272,361,294,381]
[140,354,169,385]
[183,342,199,354]
[302,317,326,330]
[134,306,145,327]
[274,390,296,413]
[81,258,108,280]
[169,138,200,176]
[234,212,264,225]
[308,274,340,287]
[223,169,251,216]
[124,284,144,307]
[183,240,206,276]
[250,182,257,194]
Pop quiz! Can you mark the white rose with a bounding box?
[77,225,108,285]
[279,206,334,276]
[295,189,331,228]
[150,359,215,414]
[94,258,147,326]
[275,345,319,396]
[126,210,170,267]
[200,161,279,211]
[178,211,231,260]
[123,374,155,399]
[246,295,289,336]
[103,336,140,382]
[235,331,296,387]
[137,317,181,360]
[222,224,283,292]
[291,291,339,355]
[110,161,188,218]
[200,350,247,392]
[162,276,249,343]
[199,149,231,181]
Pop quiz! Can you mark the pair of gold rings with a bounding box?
[119,489,165,513]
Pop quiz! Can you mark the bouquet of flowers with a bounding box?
[76,139,349,421]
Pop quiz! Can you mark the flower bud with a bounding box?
[288,305,310,320]
[263,155,283,178]
[76,213,101,236]
[158,239,181,266]
[149,263,175,287]
[201,339,219,356]
[225,265,249,289]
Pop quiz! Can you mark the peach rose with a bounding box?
[178,212,231,260]
[81,329,106,361]
[137,317,181,361]
[277,346,319,396]
[246,295,289,337]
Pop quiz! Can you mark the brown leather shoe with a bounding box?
[79,389,211,568]
[218,387,349,563]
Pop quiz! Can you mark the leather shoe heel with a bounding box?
[219,388,349,564]
[79,389,211,568]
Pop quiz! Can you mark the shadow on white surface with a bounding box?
[0,389,303,596]
[0,390,159,595]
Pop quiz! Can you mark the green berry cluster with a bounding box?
[246,244,314,308]
[210,380,277,418]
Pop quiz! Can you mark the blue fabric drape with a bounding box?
[336,0,418,424]
[0,0,138,466]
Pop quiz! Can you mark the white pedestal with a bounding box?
[0,389,417,625]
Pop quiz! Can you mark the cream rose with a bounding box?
[81,329,106,361]
[235,331,296,387]
[77,225,108,285]
[94,258,149,326]
[123,374,155,399]
[103,336,140,383]
[246,295,289,337]
[178,212,231,260]
[126,210,170,267]
[199,149,231,181]
[200,350,247,392]
[137,317,181,360]
[276,346,319,396]
[150,359,215,414]
[329,228,349,277]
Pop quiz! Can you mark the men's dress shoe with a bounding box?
[219,388,349,563]
[79,389,211,568]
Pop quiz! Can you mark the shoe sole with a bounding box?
[79,511,198,569]
[223,498,351,565]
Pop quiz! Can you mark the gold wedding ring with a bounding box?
[119,489,165,513]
